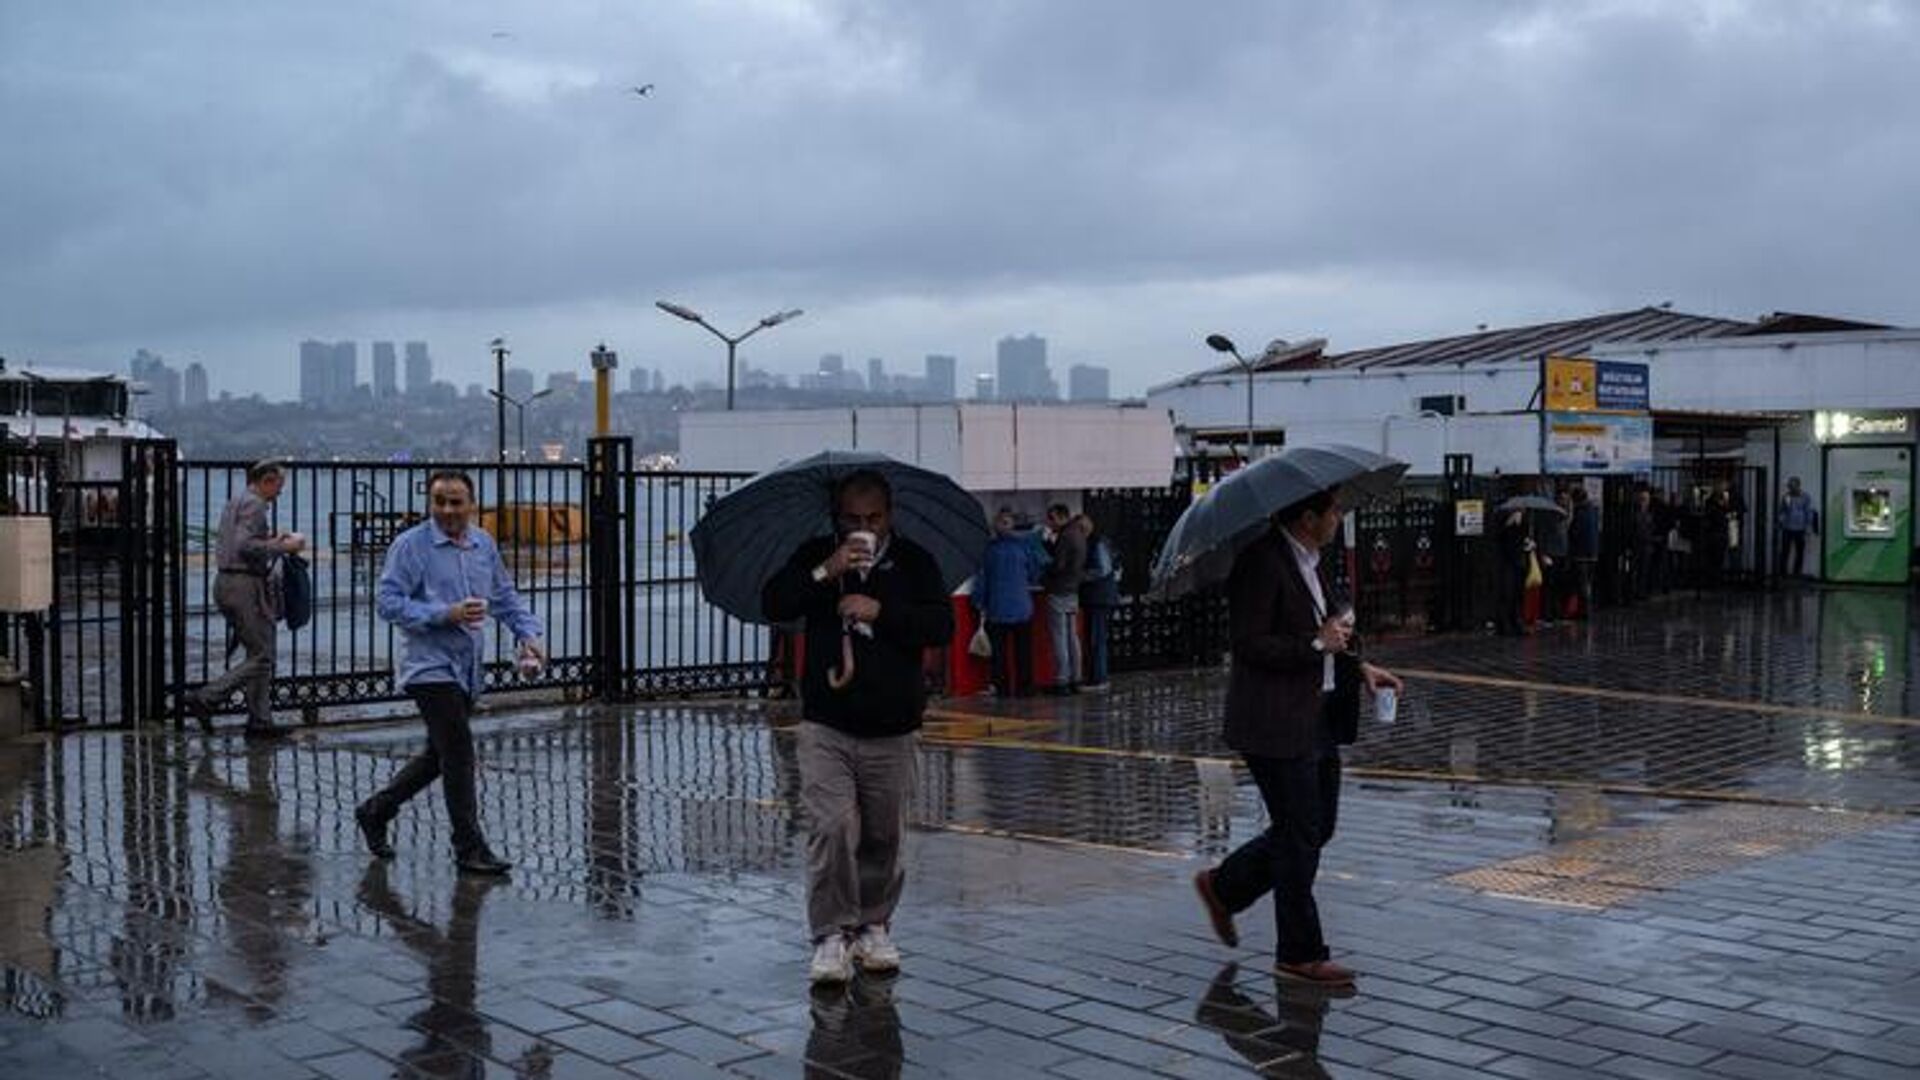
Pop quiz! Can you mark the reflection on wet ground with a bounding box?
[941,585,1920,811]
[2,586,1918,1077]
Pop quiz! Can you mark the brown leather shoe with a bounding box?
[1193,869,1239,948]
[1275,959,1356,987]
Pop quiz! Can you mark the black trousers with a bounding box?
[1211,751,1342,964]
[367,684,486,856]
[986,620,1034,696]
[1779,530,1808,578]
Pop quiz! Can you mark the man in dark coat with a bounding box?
[763,470,955,985]
[1191,487,1402,988]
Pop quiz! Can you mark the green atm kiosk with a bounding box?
[1818,411,1914,584]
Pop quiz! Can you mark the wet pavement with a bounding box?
[3,586,1919,1078]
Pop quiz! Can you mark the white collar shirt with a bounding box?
[1282,529,1338,692]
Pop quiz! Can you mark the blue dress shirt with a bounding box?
[377,519,544,698]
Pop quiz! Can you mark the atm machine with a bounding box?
[1823,444,1912,584]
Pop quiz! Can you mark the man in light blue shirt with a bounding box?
[355,469,545,875]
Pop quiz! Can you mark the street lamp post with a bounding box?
[1205,334,1257,463]
[654,301,804,410]
[487,387,554,461]
[490,337,511,464]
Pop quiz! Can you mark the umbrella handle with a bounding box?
[827,633,856,690]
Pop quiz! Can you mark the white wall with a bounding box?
[678,404,1177,491]
[1591,329,1920,413]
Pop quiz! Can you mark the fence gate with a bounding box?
[0,438,180,728]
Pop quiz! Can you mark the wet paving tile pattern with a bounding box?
[3,586,1919,1078]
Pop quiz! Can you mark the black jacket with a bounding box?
[762,533,955,738]
[1221,531,1362,760]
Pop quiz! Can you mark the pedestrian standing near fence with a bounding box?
[187,459,304,738]
[355,470,545,876]
[1040,503,1086,694]
[972,508,1047,698]
[1077,513,1120,692]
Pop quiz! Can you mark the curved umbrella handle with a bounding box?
[827,632,856,690]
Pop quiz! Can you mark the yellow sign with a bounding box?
[1544,356,1597,412]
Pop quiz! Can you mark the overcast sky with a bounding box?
[4,0,1917,399]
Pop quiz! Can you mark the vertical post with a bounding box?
[586,436,633,701]
[1245,364,1255,462]
[492,339,510,465]
[725,339,738,412]
[590,344,618,436]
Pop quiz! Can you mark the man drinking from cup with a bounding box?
[356,469,546,875]
[762,469,953,984]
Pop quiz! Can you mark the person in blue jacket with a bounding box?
[971,509,1048,697]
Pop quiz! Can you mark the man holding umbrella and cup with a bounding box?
[693,453,983,985]
[1154,445,1406,989]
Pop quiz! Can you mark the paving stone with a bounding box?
[1465,1024,1617,1067]
[1568,1024,1724,1067]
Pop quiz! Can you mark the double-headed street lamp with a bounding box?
[1205,333,1257,462]
[486,387,554,462]
[654,301,804,410]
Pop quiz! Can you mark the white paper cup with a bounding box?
[1374,687,1398,725]
[847,530,877,566]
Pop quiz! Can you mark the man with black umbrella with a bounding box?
[763,469,955,985]
[1191,486,1402,988]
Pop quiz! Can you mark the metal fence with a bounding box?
[5,437,1305,731]
[2,440,177,729]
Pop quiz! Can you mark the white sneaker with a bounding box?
[850,924,901,973]
[809,934,853,985]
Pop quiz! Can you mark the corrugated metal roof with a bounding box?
[1285,307,1753,372]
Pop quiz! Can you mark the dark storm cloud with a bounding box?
[2,0,1916,392]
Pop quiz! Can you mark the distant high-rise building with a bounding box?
[651,370,665,393]
[1068,363,1111,402]
[404,341,432,396]
[995,334,1056,401]
[183,362,209,408]
[371,341,398,399]
[505,367,536,400]
[923,355,956,401]
[299,340,330,405]
[329,341,357,404]
[546,371,582,397]
[628,366,650,394]
[974,373,996,400]
[819,353,845,376]
[867,357,887,394]
[129,349,184,411]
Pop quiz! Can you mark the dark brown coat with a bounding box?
[1220,530,1362,760]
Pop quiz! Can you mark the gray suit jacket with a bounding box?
[1220,531,1362,760]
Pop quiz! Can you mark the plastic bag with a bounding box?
[968,625,992,658]
[1524,552,1544,589]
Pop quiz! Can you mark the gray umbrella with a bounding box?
[1149,444,1409,600]
[1496,494,1568,516]
[690,450,990,625]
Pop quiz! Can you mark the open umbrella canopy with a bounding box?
[690,450,990,625]
[1149,444,1408,600]
[1496,494,1568,516]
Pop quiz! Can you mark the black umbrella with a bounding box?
[1149,444,1408,600]
[1496,494,1568,516]
[690,450,990,626]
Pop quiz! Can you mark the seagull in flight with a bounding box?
[491,30,514,39]
[630,84,654,97]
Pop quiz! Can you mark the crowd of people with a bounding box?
[970,503,1121,697]
[1494,475,1815,636]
